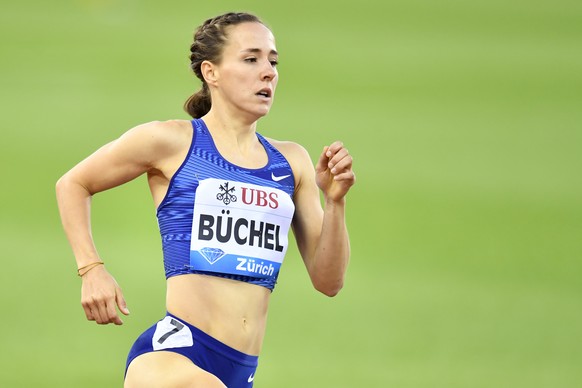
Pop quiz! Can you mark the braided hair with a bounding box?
[184,12,264,118]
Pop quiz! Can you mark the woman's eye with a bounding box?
[244,57,257,63]
[270,60,279,67]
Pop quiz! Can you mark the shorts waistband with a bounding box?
[166,312,259,367]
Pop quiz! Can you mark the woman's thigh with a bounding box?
[125,351,226,388]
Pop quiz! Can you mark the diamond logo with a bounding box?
[199,247,226,264]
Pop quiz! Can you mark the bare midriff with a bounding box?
[166,274,271,356]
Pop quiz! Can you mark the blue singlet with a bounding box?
[156,119,296,291]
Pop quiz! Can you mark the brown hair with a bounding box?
[184,12,264,118]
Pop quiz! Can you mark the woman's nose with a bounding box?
[261,61,277,81]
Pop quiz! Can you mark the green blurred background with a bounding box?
[1,0,581,387]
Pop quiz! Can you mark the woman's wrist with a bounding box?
[77,261,104,277]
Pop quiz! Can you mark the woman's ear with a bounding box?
[201,60,218,86]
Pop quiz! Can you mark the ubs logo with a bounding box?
[241,187,279,209]
[216,182,237,205]
[215,182,279,209]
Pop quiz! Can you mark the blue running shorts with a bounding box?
[126,313,259,387]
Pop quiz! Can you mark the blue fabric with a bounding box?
[156,119,295,290]
[126,313,259,387]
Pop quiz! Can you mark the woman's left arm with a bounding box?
[289,141,355,296]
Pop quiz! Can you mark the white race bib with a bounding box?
[152,316,193,351]
[189,178,295,280]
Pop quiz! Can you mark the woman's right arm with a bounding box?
[56,120,187,325]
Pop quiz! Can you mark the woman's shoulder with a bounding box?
[263,137,313,175]
[126,119,192,149]
[111,119,194,167]
[132,119,192,137]
[264,137,309,160]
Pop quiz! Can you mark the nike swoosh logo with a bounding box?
[248,373,255,383]
[271,172,291,182]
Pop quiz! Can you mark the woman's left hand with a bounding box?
[315,141,356,202]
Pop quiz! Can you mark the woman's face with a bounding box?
[210,22,279,120]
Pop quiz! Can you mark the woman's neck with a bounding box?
[201,110,268,168]
[203,108,258,134]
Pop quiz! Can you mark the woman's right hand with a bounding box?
[56,121,187,326]
[80,265,130,325]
